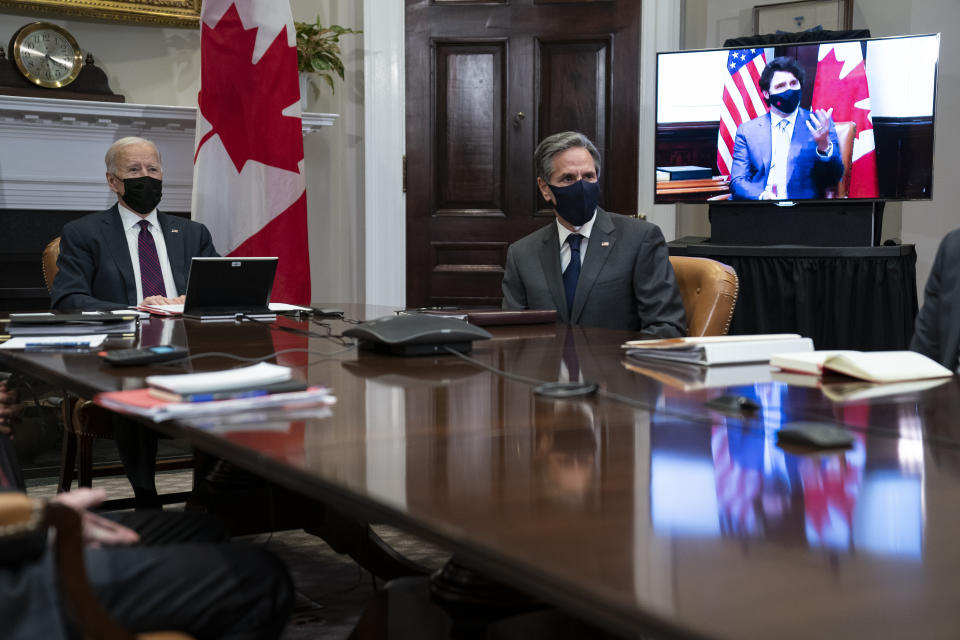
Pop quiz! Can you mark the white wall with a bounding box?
[292,1,365,305]
[0,0,365,305]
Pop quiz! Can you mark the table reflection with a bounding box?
[650,381,923,558]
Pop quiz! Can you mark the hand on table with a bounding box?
[141,295,186,306]
[50,488,140,547]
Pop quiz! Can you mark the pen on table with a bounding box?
[24,342,92,350]
[185,389,270,403]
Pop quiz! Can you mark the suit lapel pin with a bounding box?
[601,241,609,247]
[171,229,179,233]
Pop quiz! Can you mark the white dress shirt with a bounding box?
[765,110,797,199]
[556,208,598,273]
[117,203,178,302]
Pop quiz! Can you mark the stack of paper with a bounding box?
[622,358,773,390]
[95,385,336,422]
[623,334,814,366]
[95,361,336,422]
[145,362,293,395]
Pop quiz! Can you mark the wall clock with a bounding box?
[10,22,83,89]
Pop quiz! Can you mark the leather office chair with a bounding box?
[824,120,856,199]
[43,237,121,492]
[668,256,739,336]
[0,492,192,640]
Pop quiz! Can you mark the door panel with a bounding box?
[435,42,507,217]
[406,0,641,307]
[536,38,610,212]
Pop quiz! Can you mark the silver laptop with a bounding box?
[183,257,278,321]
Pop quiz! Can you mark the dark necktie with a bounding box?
[562,233,583,319]
[138,220,166,299]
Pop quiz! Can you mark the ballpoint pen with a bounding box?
[24,342,92,350]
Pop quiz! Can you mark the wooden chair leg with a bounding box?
[59,431,77,494]
[77,433,94,489]
[58,394,78,494]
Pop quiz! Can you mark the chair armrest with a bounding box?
[0,492,37,529]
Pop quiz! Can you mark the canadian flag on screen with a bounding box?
[192,0,310,304]
[811,42,879,198]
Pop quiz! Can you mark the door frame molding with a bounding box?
[364,0,679,305]
[363,0,406,307]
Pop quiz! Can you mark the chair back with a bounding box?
[42,237,61,293]
[824,121,856,199]
[668,256,739,336]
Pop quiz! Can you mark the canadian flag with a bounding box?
[811,42,879,198]
[193,0,310,304]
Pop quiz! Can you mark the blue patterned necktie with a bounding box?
[563,233,583,319]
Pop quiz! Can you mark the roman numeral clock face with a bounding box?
[12,22,83,89]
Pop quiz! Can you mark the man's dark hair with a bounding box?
[758,56,805,94]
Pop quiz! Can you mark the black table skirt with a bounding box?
[669,239,918,350]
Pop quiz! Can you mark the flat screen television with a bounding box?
[654,33,940,205]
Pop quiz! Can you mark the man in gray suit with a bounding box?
[502,131,686,336]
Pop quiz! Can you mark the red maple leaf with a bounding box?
[811,48,872,136]
[197,4,302,173]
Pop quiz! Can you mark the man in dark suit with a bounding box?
[1,398,293,640]
[51,137,218,311]
[49,137,218,508]
[911,229,960,371]
[501,131,686,336]
[729,56,844,201]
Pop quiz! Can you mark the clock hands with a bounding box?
[45,53,71,69]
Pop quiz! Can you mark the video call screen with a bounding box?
[654,34,939,204]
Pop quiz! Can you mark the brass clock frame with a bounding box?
[11,22,84,89]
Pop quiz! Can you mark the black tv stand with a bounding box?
[667,237,917,350]
[709,200,884,246]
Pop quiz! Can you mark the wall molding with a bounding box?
[363,0,406,307]
[0,95,336,211]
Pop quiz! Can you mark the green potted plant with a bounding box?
[294,18,361,101]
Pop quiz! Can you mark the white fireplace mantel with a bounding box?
[0,95,337,212]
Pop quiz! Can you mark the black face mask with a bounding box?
[767,87,801,114]
[118,175,162,214]
[549,179,600,227]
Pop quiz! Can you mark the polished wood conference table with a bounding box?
[4,305,960,639]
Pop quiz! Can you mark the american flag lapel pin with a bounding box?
[171,229,179,233]
[601,241,609,247]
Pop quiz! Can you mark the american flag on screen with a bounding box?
[716,48,768,178]
[711,426,761,535]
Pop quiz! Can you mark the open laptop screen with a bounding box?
[183,257,278,317]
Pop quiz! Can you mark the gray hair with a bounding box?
[105,137,162,174]
[534,131,601,182]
